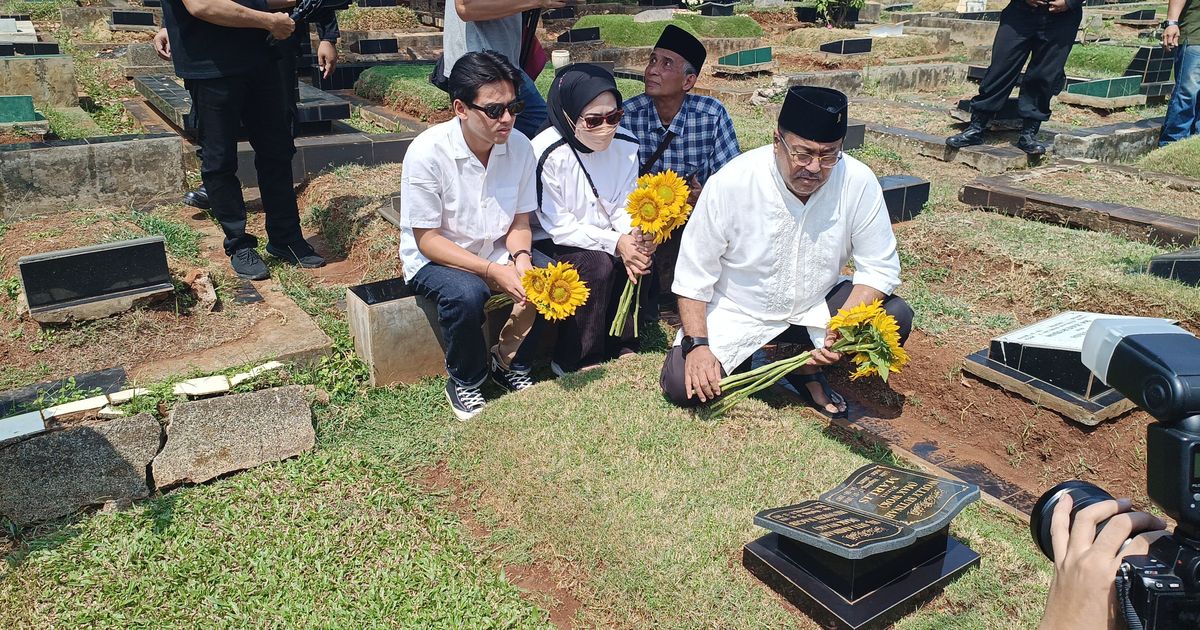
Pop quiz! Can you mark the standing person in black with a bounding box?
[161,0,326,280]
[946,0,1084,155]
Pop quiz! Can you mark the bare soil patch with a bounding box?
[1012,165,1200,220]
[420,462,585,629]
[0,209,271,391]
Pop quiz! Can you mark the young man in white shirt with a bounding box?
[401,50,550,420]
[660,86,914,418]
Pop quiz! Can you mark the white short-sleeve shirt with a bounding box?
[399,118,538,281]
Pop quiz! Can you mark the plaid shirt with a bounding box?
[622,93,741,185]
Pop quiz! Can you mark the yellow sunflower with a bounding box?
[539,262,590,321]
[828,299,885,332]
[626,187,672,239]
[647,170,690,210]
[521,267,550,305]
[849,353,879,381]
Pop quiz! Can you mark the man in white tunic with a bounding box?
[659,86,913,417]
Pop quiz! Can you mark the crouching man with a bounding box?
[401,50,549,420]
[660,87,914,418]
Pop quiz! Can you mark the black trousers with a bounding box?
[972,2,1082,122]
[660,281,914,408]
[533,241,653,372]
[186,59,303,255]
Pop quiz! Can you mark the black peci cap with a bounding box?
[778,86,849,143]
[653,24,707,72]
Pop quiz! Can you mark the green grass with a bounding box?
[335,4,419,31]
[573,14,764,48]
[448,353,1053,628]
[0,0,75,21]
[1138,135,1200,179]
[1064,44,1139,79]
[355,64,450,118]
[42,108,98,140]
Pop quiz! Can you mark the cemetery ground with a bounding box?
[4,139,1199,626]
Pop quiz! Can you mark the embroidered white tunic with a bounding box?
[399,118,538,281]
[671,145,902,371]
[530,126,640,254]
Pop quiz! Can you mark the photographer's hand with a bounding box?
[1038,495,1169,630]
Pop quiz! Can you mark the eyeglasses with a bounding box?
[468,99,526,120]
[775,133,842,168]
[580,108,624,130]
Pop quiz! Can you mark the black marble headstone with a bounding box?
[746,464,980,629]
[701,1,736,16]
[141,0,161,7]
[0,367,127,418]
[13,42,60,55]
[797,6,860,23]
[819,38,873,55]
[879,175,930,223]
[351,38,400,55]
[557,27,601,44]
[543,6,576,19]
[1148,247,1200,287]
[17,236,173,315]
[1126,45,1173,84]
[1121,9,1155,20]
[111,10,156,26]
[0,44,13,57]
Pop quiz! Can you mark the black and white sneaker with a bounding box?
[445,379,486,421]
[490,355,534,392]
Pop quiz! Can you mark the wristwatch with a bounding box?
[510,249,532,261]
[1165,19,1180,27]
[682,335,709,357]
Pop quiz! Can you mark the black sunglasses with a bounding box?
[468,99,526,120]
[580,108,624,130]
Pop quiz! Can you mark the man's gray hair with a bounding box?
[682,61,698,77]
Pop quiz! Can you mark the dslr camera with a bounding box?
[1030,319,1200,629]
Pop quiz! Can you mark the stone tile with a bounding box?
[152,385,314,488]
[0,410,44,443]
[98,405,125,419]
[40,394,111,419]
[229,361,284,387]
[0,413,161,525]
[107,387,150,405]
[172,375,232,397]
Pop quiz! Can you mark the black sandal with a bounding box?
[786,371,849,419]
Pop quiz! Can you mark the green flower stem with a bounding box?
[484,294,514,313]
[608,279,636,337]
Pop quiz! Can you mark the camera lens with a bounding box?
[1030,480,1115,560]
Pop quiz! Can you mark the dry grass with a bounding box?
[1011,165,1200,221]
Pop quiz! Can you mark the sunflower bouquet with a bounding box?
[708,300,910,417]
[608,170,694,338]
[484,261,590,321]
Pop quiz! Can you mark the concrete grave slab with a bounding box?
[0,54,77,108]
[152,385,314,488]
[346,277,447,386]
[0,413,161,525]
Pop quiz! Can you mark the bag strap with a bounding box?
[639,130,677,176]
[519,9,542,69]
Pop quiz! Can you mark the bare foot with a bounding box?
[797,366,846,415]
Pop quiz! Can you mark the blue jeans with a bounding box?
[409,252,551,386]
[514,70,548,139]
[1161,44,1200,146]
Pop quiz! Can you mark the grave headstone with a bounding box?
[879,175,930,222]
[962,312,1176,425]
[797,6,860,23]
[701,1,737,16]
[1148,247,1200,286]
[884,2,913,10]
[0,94,35,123]
[17,236,174,323]
[557,27,602,43]
[346,278,448,386]
[819,38,873,55]
[141,0,161,7]
[357,0,397,5]
[1121,9,1155,21]
[0,18,15,33]
[716,47,773,67]
[0,43,13,56]
[111,10,156,26]
[1126,45,1173,84]
[543,6,576,19]
[350,38,399,55]
[869,24,904,37]
[744,464,980,630]
[13,41,60,55]
[754,0,786,7]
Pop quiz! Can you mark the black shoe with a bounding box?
[183,185,210,210]
[489,354,534,392]
[266,240,326,268]
[444,379,486,421]
[946,110,992,149]
[230,247,270,281]
[1016,119,1048,156]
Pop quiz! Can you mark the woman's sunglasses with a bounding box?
[468,99,526,120]
[580,108,624,130]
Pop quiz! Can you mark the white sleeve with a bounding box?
[539,154,623,254]
[609,149,639,237]
[514,143,538,215]
[671,184,727,302]
[849,177,902,295]
[399,143,444,229]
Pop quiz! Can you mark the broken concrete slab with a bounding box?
[0,413,161,525]
[152,385,314,488]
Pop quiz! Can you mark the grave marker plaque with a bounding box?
[963,312,1177,425]
[745,464,980,629]
[700,1,737,16]
[1126,45,1173,84]
[879,174,930,223]
[557,27,601,44]
[111,10,156,26]
[819,38,873,55]
[350,38,399,55]
[17,237,174,323]
[0,94,35,123]
[1148,246,1200,287]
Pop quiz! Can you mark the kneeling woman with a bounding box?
[532,64,655,374]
